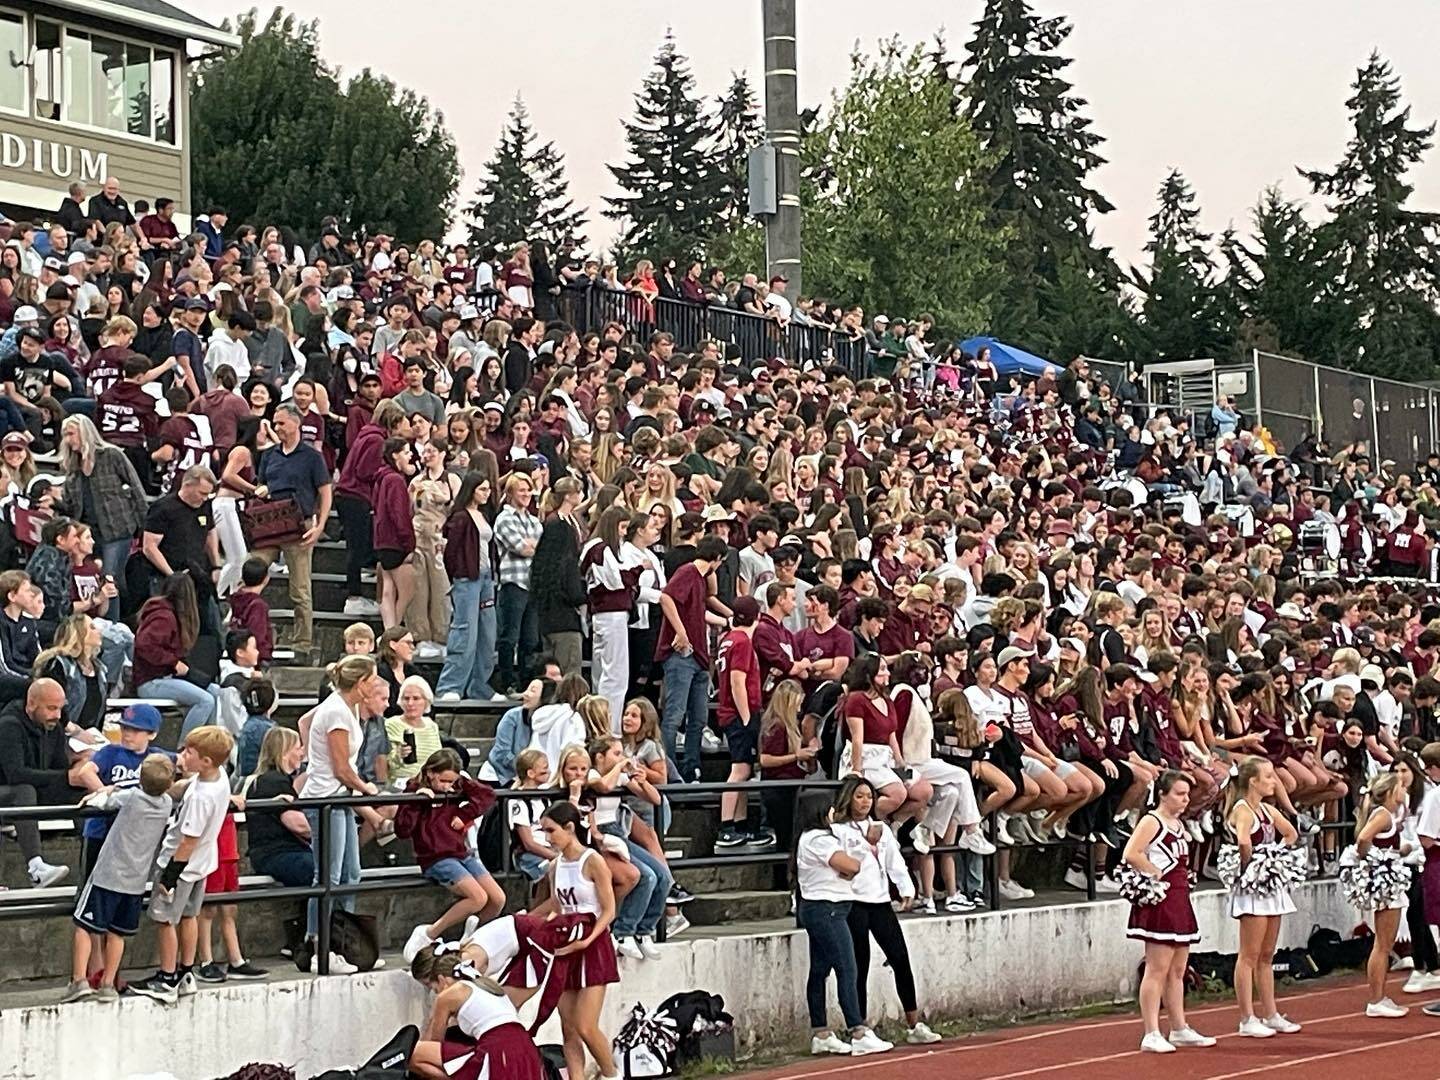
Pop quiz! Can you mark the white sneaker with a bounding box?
[665,912,690,938]
[414,642,445,660]
[1187,820,1205,844]
[1365,997,1408,1018]
[1237,1016,1275,1038]
[1140,1032,1176,1054]
[637,935,661,960]
[177,971,197,997]
[913,896,936,915]
[906,1021,941,1044]
[268,560,286,577]
[437,691,462,703]
[1063,866,1089,891]
[997,878,1029,901]
[911,823,933,854]
[344,596,381,617]
[616,938,645,961]
[1393,954,1415,971]
[1168,1026,1216,1047]
[1094,875,1121,895]
[1009,815,1040,845]
[958,829,996,855]
[28,860,68,888]
[810,1033,851,1055]
[403,924,434,964]
[488,692,510,703]
[324,952,358,975]
[944,891,976,912]
[360,568,377,584]
[1403,970,1440,993]
[995,813,1016,846]
[1263,1013,1302,1034]
[849,1029,893,1056]
[700,729,722,752]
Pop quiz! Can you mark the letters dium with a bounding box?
[0,133,107,182]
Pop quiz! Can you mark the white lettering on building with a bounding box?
[0,131,107,183]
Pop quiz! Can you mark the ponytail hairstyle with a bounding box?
[1151,768,1191,809]
[409,943,504,996]
[1358,771,1403,837]
[575,695,612,742]
[1222,756,1267,824]
[325,653,377,693]
[541,799,585,838]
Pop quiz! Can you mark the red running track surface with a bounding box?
[735,976,1440,1080]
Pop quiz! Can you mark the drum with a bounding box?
[1297,520,1341,561]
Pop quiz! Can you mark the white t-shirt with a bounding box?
[1416,781,1440,842]
[161,772,231,882]
[301,691,363,798]
[965,684,1009,731]
[796,827,852,903]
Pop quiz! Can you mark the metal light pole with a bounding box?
[761,0,801,297]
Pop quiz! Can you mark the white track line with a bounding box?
[1197,1030,1440,1080]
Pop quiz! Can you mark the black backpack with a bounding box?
[1307,923,1372,975]
[309,1025,417,1079]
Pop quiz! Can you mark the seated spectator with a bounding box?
[217,630,262,744]
[133,572,221,738]
[528,672,589,777]
[34,614,109,731]
[235,675,277,778]
[0,570,46,703]
[385,674,443,786]
[377,625,415,713]
[478,677,545,784]
[507,747,558,891]
[227,558,274,665]
[62,522,131,690]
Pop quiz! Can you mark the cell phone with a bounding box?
[984,723,1001,740]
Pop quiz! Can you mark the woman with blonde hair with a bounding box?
[592,433,624,485]
[35,614,108,727]
[57,414,149,617]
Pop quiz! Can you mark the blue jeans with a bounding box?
[797,897,863,1030]
[253,849,315,888]
[98,620,133,692]
[603,824,672,937]
[138,677,219,737]
[495,581,536,692]
[959,850,985,898]
[304,806,361,937]
[99,538,130,622]
[662,653,710,781]
[436,572,498,699]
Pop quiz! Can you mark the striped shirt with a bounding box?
[494,504,542,589]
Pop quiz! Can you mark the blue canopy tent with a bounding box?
[958,336,1057,379]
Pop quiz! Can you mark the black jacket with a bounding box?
[0,698,69,791]
[503,342,532,394]
[0,610,40,702]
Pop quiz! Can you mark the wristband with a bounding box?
[159,860,187,891]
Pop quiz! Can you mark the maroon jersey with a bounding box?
[96,382,160,447]
[84,345,131,398]
[70,556,103,607]
[155,414,214,492]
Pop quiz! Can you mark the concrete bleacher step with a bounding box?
[261,571,374,612]
[683,889,793,925]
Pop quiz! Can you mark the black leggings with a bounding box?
[847,900,917,1015]
[1071,757,1130,836]
[335,493,374,597]
[1407,875,1440,973]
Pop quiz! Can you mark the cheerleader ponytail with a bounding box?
[1356,772,1401,841]
[1222,757,1264,826]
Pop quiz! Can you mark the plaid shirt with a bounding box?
[494,504,542,588]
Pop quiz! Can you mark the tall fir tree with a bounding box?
[1300,51,1440,381]
[961,0,1120,353]
[605,32,726,263]
[465,96,586,255]
[713,73,764,223]
[1131,170,1228,362]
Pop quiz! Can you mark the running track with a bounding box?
[735,976,1440,1080]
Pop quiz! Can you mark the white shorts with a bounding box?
[1022,756,1077,781]
[847,743,903,791]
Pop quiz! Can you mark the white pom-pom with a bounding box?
[1341,848,1413,910]
[1115,864,1170,906]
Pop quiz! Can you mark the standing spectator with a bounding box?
[0,679,90,887]
[656,536,730,781]
[371,437,417,630]
[531,516,588,679]
[436,472,502,703]
[334,398,408,618]
[716,596,764,847]
[737,513,779,598]
[494,473,543,694]
[582,507,635,727]
[94,353,160,483]
[134,572,221,736]
[250,404,332,661]
[141,466,221,634]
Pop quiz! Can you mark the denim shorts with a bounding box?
[514,851,549,883]
[424,855,490,886]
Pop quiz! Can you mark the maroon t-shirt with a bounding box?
[654,561,711,668]
[842,690,897,745]
[796,622,855,692]
[716,629,761,727]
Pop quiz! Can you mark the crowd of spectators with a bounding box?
[0,178,1437,1023]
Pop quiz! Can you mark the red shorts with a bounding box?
[205,861,239,895]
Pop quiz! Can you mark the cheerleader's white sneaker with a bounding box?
[1403,970,1440,993]
[1366,998,1408,1018]
[1263,1013,1302,1034]
[1140,1032,1175,1053]
[1237,1016,1275,1038]
[1168,1026,1216,1047]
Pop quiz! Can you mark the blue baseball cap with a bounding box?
[120,703,162,732]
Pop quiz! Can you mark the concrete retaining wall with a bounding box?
[1,881,1352,1080]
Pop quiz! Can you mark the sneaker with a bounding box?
[668,883,696,905]
[194,963,227,984]
[715,827,748,849]
[810,1033,851,1056]
[745,827,778,850]
[1008,815,1040,845]
[322,952,358,976]
[958,829,996,855]
[93,985,119,1003]
[343,596,381,617]
[1263,1013,1301,1034]
[1064,866,1089,891]
[1186,819,1205,844]
[665,912,690,938]
[28,860,68,888]
[700,729,723,752]
[997,878,1030,901]
[994,813,1016,847]
[1365,998,1408,1018]
[437,691,462,702]
[969,891,986,907]
[1237,1016,1275,1038]
[911,823,933,854]
[913,896,936,915]
[360,568,377,584]
[1051,819,1068,840]
[488,692,510,703]
[59,980,94,1003]
[1404,970,1440,993]
[404,924,435,964]
[616,938,645,961]
[849,1029,893,1056]
[1200,811,1215,835]
[1297,812,1320,836]
[414,642,445,660]
[1424,1001,1440,1017]
[637,935,662,960]
[1140,1032,1176,1054]
[945,891,976,912]
[1094,875,1122,895]
[1168,1026,1216,1047]
[906,1022,941,1044]
[177,971,197,997]
[371,958,385,970]
[226,961,268,980]
[130,975,179,1005]
[1393,954,1415,971]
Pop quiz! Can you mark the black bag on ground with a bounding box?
[537,1044,567,1080]
[309,1024,417,1079]
[656,991,736,1068]
[1274,947,1321,981]
[329,909,381,972]
[1185,950,1235,988]
[1307,923,1372,974]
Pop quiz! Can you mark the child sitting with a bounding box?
[62,753,175,1003]
[131,725,237,1005]
[217,629,262,749]
[236,677,278,777]
[399,748,504,962]
[227,557,273,665]
[508,748,558,891]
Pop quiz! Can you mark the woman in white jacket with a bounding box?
[526,673,589,776]
[581,508,635,732]
[830,777,941,1046]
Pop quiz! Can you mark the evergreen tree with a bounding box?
[465,96,586,256]
[961,0,1120,351]
[605,32,726,263]
[1300,52,1440,380]
[712,73,764,223]
[1131,170,1228,362]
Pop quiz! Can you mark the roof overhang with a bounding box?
[35,0,241,49]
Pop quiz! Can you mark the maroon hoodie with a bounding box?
[227,589,273,662]
[393,774,495,869]
[133,597,185,686]
[336,421,384,501]
[371,465,414,553]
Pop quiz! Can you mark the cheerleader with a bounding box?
[530,800,622,1080]
[1223,759,1302,1038]
[407,948,545,1080]
[1349,772,1415,1018]
[1122,770,1216,1054]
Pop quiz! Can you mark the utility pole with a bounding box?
[761,0,801,297]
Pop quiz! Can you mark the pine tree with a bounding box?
[712,73,764,223]
[1131,170,1228,362]
[605,32,727,263]
[1299,52,1440,380]
[464,96,585,256]
[961,0,1120,352]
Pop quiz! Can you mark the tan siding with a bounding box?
[0,112,185,209]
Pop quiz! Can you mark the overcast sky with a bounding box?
[188,1,1440,270]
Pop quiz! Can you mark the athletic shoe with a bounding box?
[344,597,381,617]
[1186,819,1205,844]
[997,878,1031,901]
[488,693,510,704]
[437,691,462,702]
[1403,970,1440,993]
[911,823,933,854]
[93,985,119,1003]
[969,891,986,907]
[371,958,386,970]
[945,892,976,912]
[1168,1026,1215,1047]
[1139,1032,1175,1054]
[1094,875,1122,895]
[849,1029,893,1056]
[958,830,996,855]
[129,975,178,1005]
[1200,811,1215,835]
[665,912,690,938]
[177,971,197,997]
[714,827,747,849]
[59,980,94,1003]
[1263,1013,1301,1034]
[1051,819,1068,840]
[907,1022,942,1044]
[637,935,662,960]
[360,568,377,584]
[1063,866,1089,891]
[810,1033,851,1055]
[913,896,936,915]
[1297,812,1320,836]
[404,924,435,964]
[1365,998,1408,1018]
[668,883,696,905]
[994,813,1017,846]
[194,963,227,984]
[1008,816,1040,845]
[746,828,778,850]
[1237,1016,1274,1038]
[1100,824,1126,850]
[1393,954,1415,971]
[1423,1001,1440,1017]
[701,729,723,752]
[28,860,68,888]
[414,642,445,660]
[226,961,268,980]
[616,938,645,961]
